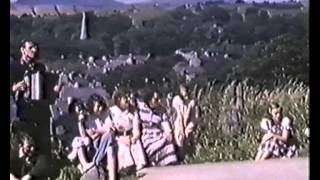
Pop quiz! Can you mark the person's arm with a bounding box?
[21,174,32,180]
[78,114,88,138]
[27,155,50,179]
[272,117,292,143]
[10,152,22,180]
[260,132,274,144]
[161,119,173,142]
[95,127,108,134]
[53,83,63,93]
[12,81,27,93]
[271,129,290,143]
[10,173,19,180]
[131,111,141,143]
[96,116,115,134]
[161,113,172,132]
[185,100,196,120]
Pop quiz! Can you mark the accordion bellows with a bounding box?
[31,71,43,100]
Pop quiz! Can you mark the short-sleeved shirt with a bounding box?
[10,153,51,180]
[109,105,134,132]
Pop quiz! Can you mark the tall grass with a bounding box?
[184,79,309,163]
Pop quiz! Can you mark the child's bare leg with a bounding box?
[77,147,94,172]
[174,117,185,147]
[260,150,272,160]
[107,153,117,180]
[255,149,263,161]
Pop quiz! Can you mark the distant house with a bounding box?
[172,61,205,81]
[113,54,150,66]
[252,1,304,9]
[175,49,202,68]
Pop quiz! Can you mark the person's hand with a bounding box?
[78,113,86,122]
[12,81,27,92]
[174,131,185,147]
[19,82,27,91]
[18,146,26,158]
[53,85,61,92]
[164,131,173,142]
[83,137,91,146]
[261,132,273,143]
[188,100,196,108]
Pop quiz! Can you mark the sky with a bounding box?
[11,0,306,5]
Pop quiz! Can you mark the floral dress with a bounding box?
[259,117,298,158]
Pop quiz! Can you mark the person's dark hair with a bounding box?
[21,40,39,49]
[68,98,86,114]
[112,89,127,106]
[137,88,153,105]
[269,102,283,112]
[87,94,106,113]
[128,97,138,113]
[17,132,36,147]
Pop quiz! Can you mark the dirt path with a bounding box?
[140,158,308,180]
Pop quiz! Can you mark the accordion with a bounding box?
[23,71,44,100]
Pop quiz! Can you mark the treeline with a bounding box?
[10,6,307,56]
[10,5,309,86]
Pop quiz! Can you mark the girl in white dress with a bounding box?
[109,91,147,173]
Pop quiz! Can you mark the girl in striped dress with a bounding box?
[137,92,178,166]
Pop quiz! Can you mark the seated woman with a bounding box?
[68,97,116,180]
[109,90,147,173]
[255,102,298,161]
[137,91,178,166]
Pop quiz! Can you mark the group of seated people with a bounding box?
[65,84,200,179]
[10,86,300,180]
